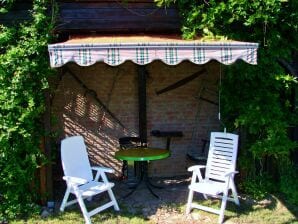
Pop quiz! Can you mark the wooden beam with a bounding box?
[44,89,53,202]
[39,89,53,205]
[156,69,207,95]
[277,58,297,77]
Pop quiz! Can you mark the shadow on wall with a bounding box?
[51,62,140,179]
[51,60,223,179]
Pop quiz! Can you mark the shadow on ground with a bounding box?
[52,176,298,224]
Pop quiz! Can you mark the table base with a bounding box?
[122,161,162,199]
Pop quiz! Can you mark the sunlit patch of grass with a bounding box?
[188,199,221,223]
[190,194,298,224]
[11,209,152,224]
[11,211,85,224]
[229,195,298,224]
[9,194,298,224]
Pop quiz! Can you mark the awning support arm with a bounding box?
[156,69,207,95]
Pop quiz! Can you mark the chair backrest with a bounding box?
[61,136,93,182]
[205,132,239,182]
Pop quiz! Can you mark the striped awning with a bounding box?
[48,35,259,67]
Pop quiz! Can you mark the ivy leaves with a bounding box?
[156,0,298,200]
[156,0,298,154]
[0,0,54,219]
[157,0,296,44]
[0,0,15,13]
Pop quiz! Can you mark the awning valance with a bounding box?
[48,35,259,67]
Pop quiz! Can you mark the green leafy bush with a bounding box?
[279,164,298,205]
[0,0,54,220]
[155,0,298,198]
[239,173,277,200]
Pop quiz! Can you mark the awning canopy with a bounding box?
[48,35,259,67]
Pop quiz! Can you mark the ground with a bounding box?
[39,175,297,224]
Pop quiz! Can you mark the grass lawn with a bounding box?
[10,194,298,224]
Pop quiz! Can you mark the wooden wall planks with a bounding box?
[55,1,181,35]
[0,1,181,35]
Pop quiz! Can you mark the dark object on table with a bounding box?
[119,137,142,147]
[151,130,183,150]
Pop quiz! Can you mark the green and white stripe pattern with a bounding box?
[136,44,149,64]
[78,44,92,66]
[193,46,206,64]
[107,46,121,65]
[165,44,179,65]
[48,41,258,67]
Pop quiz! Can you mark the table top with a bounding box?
[115,147,170,161]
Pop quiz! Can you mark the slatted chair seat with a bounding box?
[189,180,227,195]
[186,132,240,224]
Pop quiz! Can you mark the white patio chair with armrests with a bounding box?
[60,135,119,224]
[186,132,240,224]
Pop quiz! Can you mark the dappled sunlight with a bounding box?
[52,65,139,178]
[223,194,298,224]
[62,108,130,177]
[271,194,298,221]
[14,176,298,224]
[48,61,298,224]
[51,61,226,179]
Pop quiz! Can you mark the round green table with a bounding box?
[115,147,170,198]
[115,147,170,161]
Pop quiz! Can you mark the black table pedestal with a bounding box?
[122,161,162,199]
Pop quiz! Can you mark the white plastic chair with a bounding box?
[60,136,119,224]
[186,132,240,224]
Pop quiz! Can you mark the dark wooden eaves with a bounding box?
[0,2,32,25]
[54,1,181,35]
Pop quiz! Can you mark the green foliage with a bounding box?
[0,0,15,13]
[156,0,298,200]
[0,0,54,220]
[239,173,277,200]
[279,163,298,205]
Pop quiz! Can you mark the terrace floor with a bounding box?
[50,175,298,224]
[113,176,194,224]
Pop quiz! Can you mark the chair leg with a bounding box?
[218,193,228,224]
[186,189,194,214]
[107,188,120,211]
[230,182,240,205]
[60,187,71,212]
[74,190,92,224]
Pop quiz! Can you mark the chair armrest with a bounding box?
[63,176,88,185]
[188,165,206,183]
[224,171,239,177]
[92,166,114,173]
[187,165,206,172]
[92,166,114,183]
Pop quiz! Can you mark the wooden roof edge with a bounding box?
[278,58,298,77]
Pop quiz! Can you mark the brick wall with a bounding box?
[51,60,222,178]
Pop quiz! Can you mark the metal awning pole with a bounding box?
[138,65,147,145]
